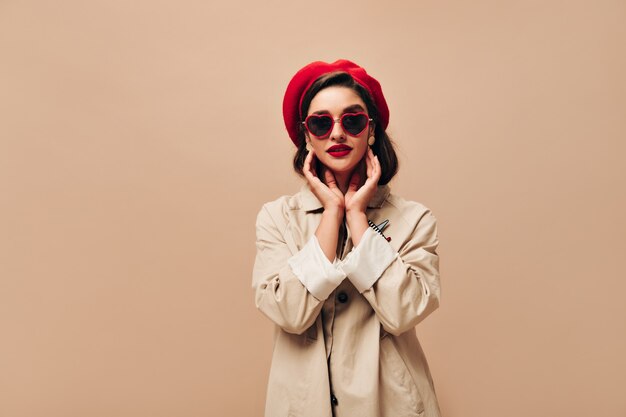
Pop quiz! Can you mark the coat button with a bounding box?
[337,291,348,303]
[331,393,338,406]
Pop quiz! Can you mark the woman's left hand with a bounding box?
[344,147,381,215]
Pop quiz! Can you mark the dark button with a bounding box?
[337,291,348,303]
[331,393,338,406]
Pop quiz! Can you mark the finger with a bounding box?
[304,147,313,167]
[348,169,360,192]
[309,150,321,179]
[373,155,382,181]
[368,148,375,165]
[364,154,380,187]
[303,151,322,184]
[310,153,319,178]
[324,169,339,189]
[303,150,313,177]
[365,148,374,178]
[365,150,373,179]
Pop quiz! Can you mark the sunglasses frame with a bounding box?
[302,111,373,138]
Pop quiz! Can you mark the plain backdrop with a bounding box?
[1,1,625,416]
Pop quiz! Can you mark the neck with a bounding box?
[334,171,351,195]
[318,165,367,195]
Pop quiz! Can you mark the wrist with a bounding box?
[323,206,344,223]
[345,212,369,246]
[345,210,367,223]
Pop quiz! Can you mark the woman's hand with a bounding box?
[303,149,345,261]
[345,148,381,214]
[303,149,345,218]
[344,148,381,246]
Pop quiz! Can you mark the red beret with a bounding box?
[282,59,390,147]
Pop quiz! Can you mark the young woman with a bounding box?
[252,59,442,417]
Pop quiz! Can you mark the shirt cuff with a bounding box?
[287,235,346,300]
[338,227,398,293]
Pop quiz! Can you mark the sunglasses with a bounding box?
[302,112,373,138]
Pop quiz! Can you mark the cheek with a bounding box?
[311,141,326,155]
[354,140,368,159]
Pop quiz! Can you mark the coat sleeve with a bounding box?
[252,203,344,335]
[339,209,441,336]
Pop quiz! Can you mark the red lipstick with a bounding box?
[327,144,352,157]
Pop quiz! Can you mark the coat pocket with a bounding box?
[379,334,425,416]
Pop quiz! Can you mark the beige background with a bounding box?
[1,0,625,416]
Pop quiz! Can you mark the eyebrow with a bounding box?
[312,104,366,115]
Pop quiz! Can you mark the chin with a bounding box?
[319,153,362,175]
[325,162,358,174]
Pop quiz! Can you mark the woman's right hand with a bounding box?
[303,149,345,219]
[303,149,344,262]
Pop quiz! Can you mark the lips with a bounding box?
[327,145,352,152]
[327,144,353,158]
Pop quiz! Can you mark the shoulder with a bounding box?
[255,187,307,226]
[384,193,434,220]
[384,192,438,229]
[381,191,439,247]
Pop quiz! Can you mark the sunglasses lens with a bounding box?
[342,113,368,135]
[306,115,333,137]
[305,113,369,137]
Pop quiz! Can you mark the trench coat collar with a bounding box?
[299,181,390,212]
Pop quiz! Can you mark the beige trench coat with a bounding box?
[252,182,442,417]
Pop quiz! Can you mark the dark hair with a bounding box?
[292,71,399,185]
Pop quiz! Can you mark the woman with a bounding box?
[252,59,442,417]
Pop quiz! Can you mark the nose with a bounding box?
[328,118,346,141]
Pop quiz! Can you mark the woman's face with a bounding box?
[305,86,373,177]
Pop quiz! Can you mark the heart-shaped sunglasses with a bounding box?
[302,112,373,138]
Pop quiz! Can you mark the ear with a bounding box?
[300,122,310,140]
[301,131,311,148]
[369,121,376,135]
